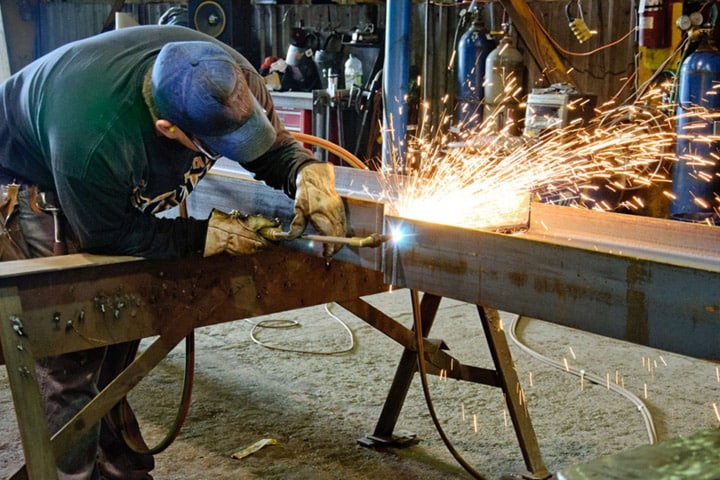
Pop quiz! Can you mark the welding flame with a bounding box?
[372,84,711,231]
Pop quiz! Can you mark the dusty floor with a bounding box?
[1,289,719,479]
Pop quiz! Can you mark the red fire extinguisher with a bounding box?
[639,0,671,49]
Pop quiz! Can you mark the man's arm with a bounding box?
[55,173,208,258]
[235,63,318,198]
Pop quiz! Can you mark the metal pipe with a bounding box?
[382,0,411,172]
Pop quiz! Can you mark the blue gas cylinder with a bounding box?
[456,13,495,129]
[671,40,720,223]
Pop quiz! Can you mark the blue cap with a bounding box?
[151,41,276,163]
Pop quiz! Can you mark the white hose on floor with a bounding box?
[246,303,356,355]
[507,315,658,445]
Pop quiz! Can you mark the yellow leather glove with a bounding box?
[287,162,347,258]
[204,209,279,257]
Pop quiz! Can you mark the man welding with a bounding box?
[0,25,346,479]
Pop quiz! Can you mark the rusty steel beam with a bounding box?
[382,203,720,360]
[0,249,386,362]
[198,164,719,360]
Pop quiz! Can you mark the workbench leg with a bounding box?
[478,305,549,479]
[0,287,59,480]
[356,293,442,446]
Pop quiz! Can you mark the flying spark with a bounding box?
[372,87,720,230]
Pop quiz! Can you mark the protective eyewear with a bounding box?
[189,136,222,161]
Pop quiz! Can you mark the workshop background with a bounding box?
[1,0,720,479]
[0,1,714,216]
[0,1,643,173]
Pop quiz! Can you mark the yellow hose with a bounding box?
[291,131,368,170]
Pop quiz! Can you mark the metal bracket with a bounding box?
[357,430,418,449]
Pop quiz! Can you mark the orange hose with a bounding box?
[291,131,368,170]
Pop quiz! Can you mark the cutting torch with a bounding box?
[259,226,392,248]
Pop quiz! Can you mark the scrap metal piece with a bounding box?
[230,438,277,460]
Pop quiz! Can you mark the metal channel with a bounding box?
[0,249,386,363]
[383,212,719,360]
[192,165,719,359]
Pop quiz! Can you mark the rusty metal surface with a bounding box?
[384,213,720,360]
[0,249,387,363]
[195,165,719,360]
[3,165,717,362]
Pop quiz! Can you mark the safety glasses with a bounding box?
[189,136,222,161]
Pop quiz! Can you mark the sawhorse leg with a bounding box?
[1,283,192,480]
[355,292,441,446]
[0,286,57,480]
[339,291,550,479]
[477,304,548,479]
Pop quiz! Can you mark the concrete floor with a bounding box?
[1,289,719,479]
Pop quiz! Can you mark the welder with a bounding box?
[0,25,346,479]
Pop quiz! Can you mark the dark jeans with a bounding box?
[5,188,154,480]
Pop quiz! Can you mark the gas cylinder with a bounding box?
[483,25,523,134]
[671,34,720,223]
[639,0,671,49]
[456,10,495,129]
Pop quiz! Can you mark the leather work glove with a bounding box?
[204,209,279,257]
[288,162,347,258]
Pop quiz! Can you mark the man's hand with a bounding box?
[288,162,347,258]
[204,209,279,257]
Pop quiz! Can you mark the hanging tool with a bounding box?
[566,0,593,44]
[30,188,66,255]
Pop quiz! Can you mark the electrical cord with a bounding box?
[506,315,658,445]
[246,302,356,355]
[410,289,490,480]
[526,3,637,57]
[119,332,196,455]
[120,301,355,455]
[120,200,197,455]
[291,132,367,169]
[409,292,656,479]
